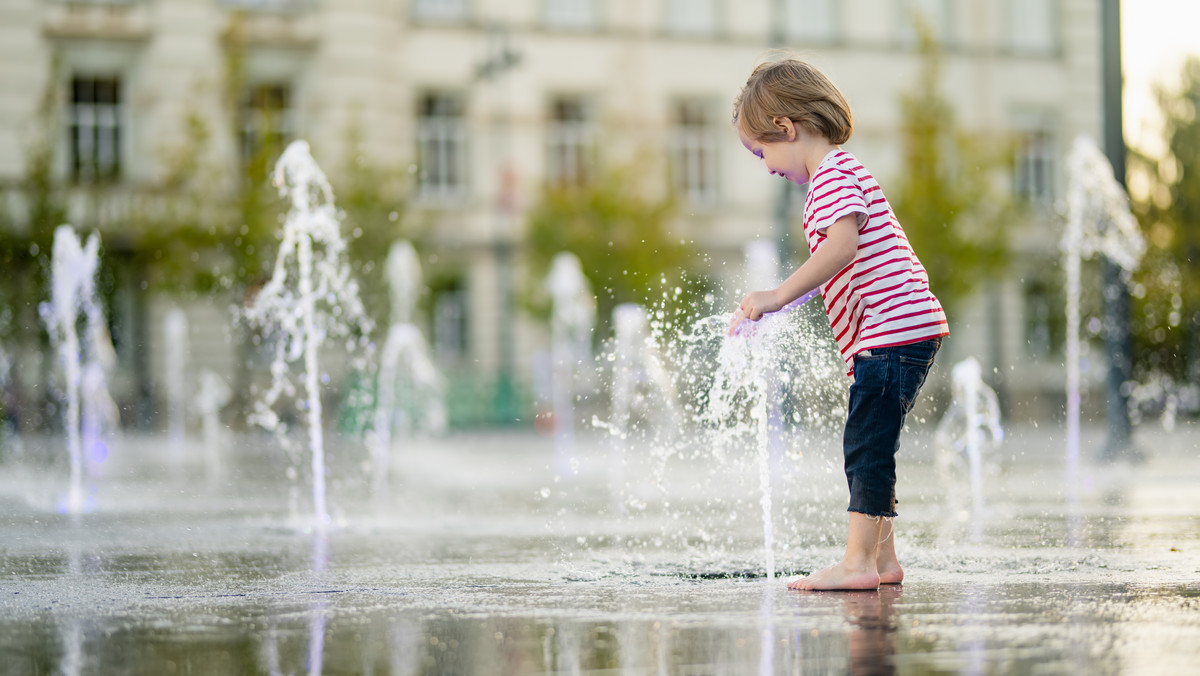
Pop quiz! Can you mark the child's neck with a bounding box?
[803,138,840,182]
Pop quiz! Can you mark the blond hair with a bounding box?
[733,57,853,145]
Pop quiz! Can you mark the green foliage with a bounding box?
[0,21,419,431]
[0,57,67,345]
[889,32,1013,315]
[1129,56,1200,379]
[333,123,420,324]
[524,160,702,335]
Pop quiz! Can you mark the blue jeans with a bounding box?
[843,337,942,517]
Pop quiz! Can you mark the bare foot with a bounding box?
[876,561,904,585]
[875,520,903,584]
[787,562,880,591]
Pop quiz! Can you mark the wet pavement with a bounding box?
[1,421,1198,675]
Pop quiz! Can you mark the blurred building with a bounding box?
[0,0,1103,425]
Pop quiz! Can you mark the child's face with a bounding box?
[738,125,812,185]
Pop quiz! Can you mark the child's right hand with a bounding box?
[729,289,783,335]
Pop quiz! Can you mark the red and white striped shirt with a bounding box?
[803,150,949,374]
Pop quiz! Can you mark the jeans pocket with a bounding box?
[897,354,934,413]
[852,352,889,393]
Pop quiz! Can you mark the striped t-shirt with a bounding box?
[803,149,949,374]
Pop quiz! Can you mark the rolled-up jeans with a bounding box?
[843,337,942,517]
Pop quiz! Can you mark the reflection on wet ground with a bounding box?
[1,422,1198,674]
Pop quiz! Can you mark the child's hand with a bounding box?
[729,290,783,335]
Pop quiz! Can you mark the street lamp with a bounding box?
[475,25,522,423]
[1100,0,1136,460]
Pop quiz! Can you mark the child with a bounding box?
[728,57,948,591]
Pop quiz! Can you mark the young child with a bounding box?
[728,57,948,591]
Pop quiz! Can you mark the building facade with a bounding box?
[0,0,1104,425]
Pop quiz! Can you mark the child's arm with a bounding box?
[729,214,858,334]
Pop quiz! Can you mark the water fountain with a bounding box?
[742,240,788,465]
[163,308,189,450]
[7,136,1200,676]
[704,302,793,581]
[742,240,782,306]
[0,343,11,449]
[934,357,1004,527]
[242,139,373,530]
[79,358,116,480]
[685,277,826,578]
[194,369,230,481]
[546,251,595,471]
[39,225,112,515]
[606,302,679,512]
[369,240,444,498]
[1062,135,1145,478]
[573,245,840,581]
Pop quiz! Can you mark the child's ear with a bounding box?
[772,116,796,140]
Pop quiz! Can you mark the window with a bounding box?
[433,285,468,362]
[782,0,837,44]
[1014,128,1055,205]
[545,0,595,29]
[671,99,718,205]
[220,0,307,10]
[897,0,952,47]
[69,76,122,183]
[239,83,293,167]
[666,0,717,37]
[1008,0,1057,54]
[546,96,594,187]
[417,92,468,200]
[413,0,467,23]
[1023,273,1063,358]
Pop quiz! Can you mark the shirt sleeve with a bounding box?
[806,169,868,233]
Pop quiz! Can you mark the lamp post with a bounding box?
[476,25,522,424]
[1100,0,1136,460]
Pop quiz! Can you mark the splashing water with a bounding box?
[935,357,1003,533]
[164,308,189,450]
[370,240,445,499]
[1062,135,1145,477]
[607,303,680,513]
[703,290,822,580]
[546,252,595,471]
[243,140,373,530]
[587,266,840,580]
[194,369,231,481]
[40,225,113,515]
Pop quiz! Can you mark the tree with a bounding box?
[333,122,420,325]
[0,59,70,432]
[524,160,702,337]
[889,33,1013,316]
[1128,56,1200,382]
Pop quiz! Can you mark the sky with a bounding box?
[1122,0,1200,158]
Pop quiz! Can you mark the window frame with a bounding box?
[1006,0,1060,56]
[664,0,719,38]
[781,0,839,45]
[545,95,596,188]
[68,75,124,184]
[412,0,469,24]
[238,81,295,169]
[670,98,720,206]
[896,0,954,48]
[1011,110,1059,207]
[416,91,470,202]
[543,0,596,30]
